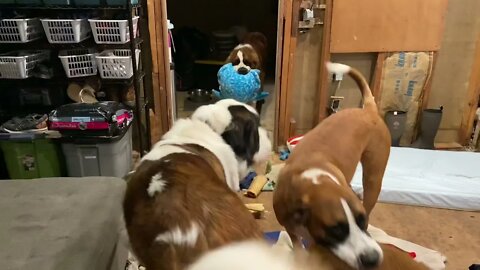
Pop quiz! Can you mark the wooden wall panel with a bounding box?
[427,0,480,144]
[330,0,448,53]
[291,28,323,134]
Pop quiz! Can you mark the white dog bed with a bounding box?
[351,147,480,211]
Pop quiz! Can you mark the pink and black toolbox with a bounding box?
[48,101,133,137]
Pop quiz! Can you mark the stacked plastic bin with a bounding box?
[0,133,64,179]
[49,102,133,178]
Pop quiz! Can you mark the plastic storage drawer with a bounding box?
[60,127,132,177]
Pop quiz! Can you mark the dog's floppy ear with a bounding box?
[243,116,260,163]
[221,105,260,166]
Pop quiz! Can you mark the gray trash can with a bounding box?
[61,126,132,178]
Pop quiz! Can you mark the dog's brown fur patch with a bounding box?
[124,145,262,270]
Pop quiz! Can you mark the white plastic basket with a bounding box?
[0,18,43,43]
[41,18,91,44]
[0,50,49,79]
[89,17,139,44]
[58,48,97,78]
[95,49,140,79]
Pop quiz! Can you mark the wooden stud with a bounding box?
[420,52,438,110]
[276,0,297,146]
[316,0,333,123]
[370,52,387,107]
[283,0,301,140]
[159,0,173,129]
[149,109,161,146]
[147,0,158,74]
[273,0,286,147]
[147,0,171,143]
[146,0,161,143]
[459,35,480,145]
[288,118,297,139]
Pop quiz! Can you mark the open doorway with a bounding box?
[165,0,280,139]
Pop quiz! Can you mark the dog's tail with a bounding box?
[326,62,377,111]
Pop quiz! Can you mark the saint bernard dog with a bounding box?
[123,99,272,270]
[226,32,268,113]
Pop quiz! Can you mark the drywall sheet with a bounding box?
[330,0,448,53]
[292,27,323,132]
[379,52,433,146]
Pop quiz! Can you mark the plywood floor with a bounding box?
[242,192,480,270]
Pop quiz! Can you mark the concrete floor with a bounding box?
[174,79,277,140]
[242,192,480,270]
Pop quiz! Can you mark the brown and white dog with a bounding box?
[227,32,267,79]
[123,99,272,270]
[273,62,391,269]
[226,32,268,113]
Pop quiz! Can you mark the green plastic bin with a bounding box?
[43,0,72,5]
[0,134,63,179]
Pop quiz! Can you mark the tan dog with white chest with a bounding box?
[273,62,391,269]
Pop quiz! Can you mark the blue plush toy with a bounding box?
[213,63,269,103]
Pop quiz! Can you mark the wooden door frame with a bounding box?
[275,0,299,147]
[147,0,172,144]
[148,0,299,150]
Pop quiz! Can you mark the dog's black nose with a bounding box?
[237,67,249,75]
[359,250,380,268]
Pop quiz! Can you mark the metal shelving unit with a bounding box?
[0,0,151,154]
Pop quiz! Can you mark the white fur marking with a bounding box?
[237,50,243,61]
[326,62,351,80]
[147,173,166,197]
[188,241,293,270]
[142,144,192,161]
[155,222,200,247]
[233,50,251,72]
[331,199,383,269]
[301,168,339,185]
[234,44,253,50]
[190,104,233,134]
